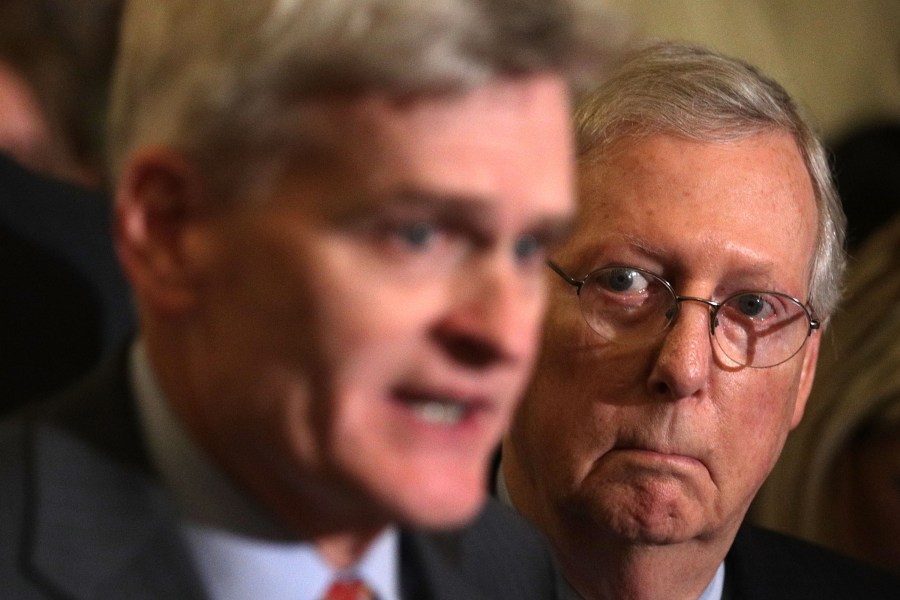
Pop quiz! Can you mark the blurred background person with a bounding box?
[0,153,132,415]
[753,215,900,576]
[0,0,122,188]
[0,0,132,415]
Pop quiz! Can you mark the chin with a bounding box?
[598,500,701,545]
[390,474,487,531]
[616,520,694,545]
[570,484,697,545]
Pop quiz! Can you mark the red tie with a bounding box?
[322,577,376,600]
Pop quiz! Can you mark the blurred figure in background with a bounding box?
[0,0,122,187]
[753,215,900,576]
[0,0,132,414]
[0,152,132,415]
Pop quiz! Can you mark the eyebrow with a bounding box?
[566,232,669,269]
[620,232,668,260]
[330,188,483,224]
[352,187,575,246]
[624,233,780,275]
[573,233,792,291]
[391,188,498,225]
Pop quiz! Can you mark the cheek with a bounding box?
[749,374,801,434]
[712,369,804,485]
[308,283,450,435]
[315,283,438,378]
[514,331,622,484]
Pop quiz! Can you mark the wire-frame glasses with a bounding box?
[549,261,820,368]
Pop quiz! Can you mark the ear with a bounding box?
[114,148,212,316]
[789,329,821,429]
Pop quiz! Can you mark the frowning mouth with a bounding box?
[610,446,704,470]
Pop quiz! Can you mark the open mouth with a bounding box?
[394,388,483,427]
[408,400,468,425]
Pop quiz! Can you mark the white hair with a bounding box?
[574,41,846,319]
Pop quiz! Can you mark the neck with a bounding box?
[138,329,390,569]
[314,530,386,570]
[558,532,729,600]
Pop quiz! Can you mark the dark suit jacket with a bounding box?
[723,523,900,599]
[0,153,134,414]
[0,352,559,599]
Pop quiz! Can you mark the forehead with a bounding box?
[566,132,818,294]
[275,74,574,219]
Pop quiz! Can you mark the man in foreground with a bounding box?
[0,1,620,597]
[501,41,900,599]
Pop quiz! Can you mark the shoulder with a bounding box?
[726,524,900,599]
[0,348,150,548]
[410,498,560,600]
[0,344,141,494]
[0,355,198,598]
[0,411,38,597]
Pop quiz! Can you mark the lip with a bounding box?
[609,446,704,470]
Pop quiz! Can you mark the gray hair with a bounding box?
[108,0,623,199]
[574,41,846,319]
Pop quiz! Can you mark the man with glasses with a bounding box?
[499,42,900,599]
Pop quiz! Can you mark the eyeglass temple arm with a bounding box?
[547,260,582,289]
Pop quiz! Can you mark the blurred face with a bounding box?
[505,132,820,550]
[151,74,575,536]
[0,62,90,186]
[0,62,53,174]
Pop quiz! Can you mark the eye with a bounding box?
[395,221,436,250]
[513,234,542,263]
[601,267,650,294]
[374,218,459,268]
[733,293,774,319]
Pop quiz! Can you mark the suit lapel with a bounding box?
[400,530,493,600]
[22,351,206,599]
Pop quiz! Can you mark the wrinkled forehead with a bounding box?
[562,132,818,294]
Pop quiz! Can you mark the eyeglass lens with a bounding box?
[578,267,812,368]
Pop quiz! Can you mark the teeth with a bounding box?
[409,400,466,425]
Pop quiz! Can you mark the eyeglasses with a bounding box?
[549,261,820,368]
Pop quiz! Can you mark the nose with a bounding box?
[647,299,714,400]
[433,257,541,369]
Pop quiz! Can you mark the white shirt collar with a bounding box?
[131,339,401,600]
[179,522,399,600]
[698,562,725,600]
